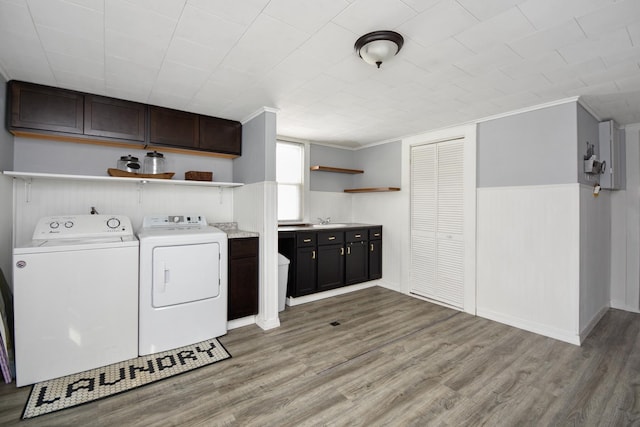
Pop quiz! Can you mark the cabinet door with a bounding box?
[228,238,259,320]
[369,239,382,280]
[149,106,199,148]
[294,246,317,296]
[345,241,369,285]
[9,81,83,134]
[317,243,344,292]
[84,95,146,141]
[199,116,242,155]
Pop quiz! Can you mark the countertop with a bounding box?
[212,222,259,239]
[278,223,380,232]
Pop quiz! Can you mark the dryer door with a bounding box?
[152,242,221,308]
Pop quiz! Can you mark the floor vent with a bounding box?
[330,321,340,326]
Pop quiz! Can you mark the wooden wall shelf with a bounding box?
[310,165,364,174]
[344,187,401,193]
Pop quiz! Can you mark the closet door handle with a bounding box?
[340,247,344,255]
[347,246,351,255]
[312,250,316,260]
[370,243,374,252]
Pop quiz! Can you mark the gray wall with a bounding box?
[477,102,578,187]
[353,141,401,189]
[309,141,401,192]
[12,138,233,181]
[233,111,277,184]
[1,75,15,287]
[309,144,355,192]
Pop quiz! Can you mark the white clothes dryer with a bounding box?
[13,215,139,387]
[137,215,228,356]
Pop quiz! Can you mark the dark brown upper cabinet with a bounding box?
[7,80,242,157]
[149,106,199,149]
[150,106,242,156]
[84,95,146,142]
[200,115,242,155]
[8,81,83,134]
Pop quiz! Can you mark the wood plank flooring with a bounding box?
[1,286,640,426]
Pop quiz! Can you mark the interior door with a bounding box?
[152,242,220,307]
[410,139,464,308]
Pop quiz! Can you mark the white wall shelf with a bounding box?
[4,171,244,188]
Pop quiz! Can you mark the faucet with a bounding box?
[318,217,331,225]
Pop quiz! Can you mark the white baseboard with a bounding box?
[286,281,379,306]
[610,300,640,313]
[255,315,280,331]
[477,308,581,346]
[579,305,609,343]
[227,316,256,330]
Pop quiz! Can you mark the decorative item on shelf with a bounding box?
[143,151,166,174]
[354,30,404,68]
[117,155,141,173]
[185,171,213,181]
[107,168,175,179]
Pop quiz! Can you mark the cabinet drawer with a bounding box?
[317,231,344,246]
[346,229,367,243]
[369,227,382,240]
[296,232,316,247]
[229,237,258,259]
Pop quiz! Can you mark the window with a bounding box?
[276,141,304,222]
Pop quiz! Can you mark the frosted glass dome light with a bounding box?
[354,31,404,69]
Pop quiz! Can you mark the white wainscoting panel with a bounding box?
[234,181,279,330]
[351,191,407,292]
[12,178,234,245]
[579,185,610,336]
[308,190,353,224]
[477,184,581,344]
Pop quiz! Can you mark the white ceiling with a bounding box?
[0,0,639,148]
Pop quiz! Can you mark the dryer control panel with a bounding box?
[32,215,134,240]
[142,215,207,229]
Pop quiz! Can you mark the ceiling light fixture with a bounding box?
[354,30,404,69]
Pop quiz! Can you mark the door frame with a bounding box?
[403,124,477,315]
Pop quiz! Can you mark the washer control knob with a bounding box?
[106,217,121,229]
[49,221,59,229]
[173,216,180,223]
[64,221,74,228]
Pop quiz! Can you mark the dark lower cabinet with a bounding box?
[345,240,369,284]
[295,246,317,296]
[8,80,83,134]
[228,237,259,320]
[369,240,382,280]
[278,226,382,298]
[317,243,344,291]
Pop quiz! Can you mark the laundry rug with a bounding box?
[22,338,231,419]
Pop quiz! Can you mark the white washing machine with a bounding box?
[137,215,227,356]
[13,215,139,387]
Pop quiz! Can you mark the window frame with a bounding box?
[276,140,307,224]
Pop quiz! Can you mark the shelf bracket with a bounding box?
[137,180,146,204]
[23,177,32,203]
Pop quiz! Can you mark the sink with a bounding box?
[312,224,347,228]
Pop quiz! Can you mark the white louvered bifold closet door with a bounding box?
[410,139,464,308]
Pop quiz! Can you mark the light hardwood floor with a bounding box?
[1,286,639,426]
